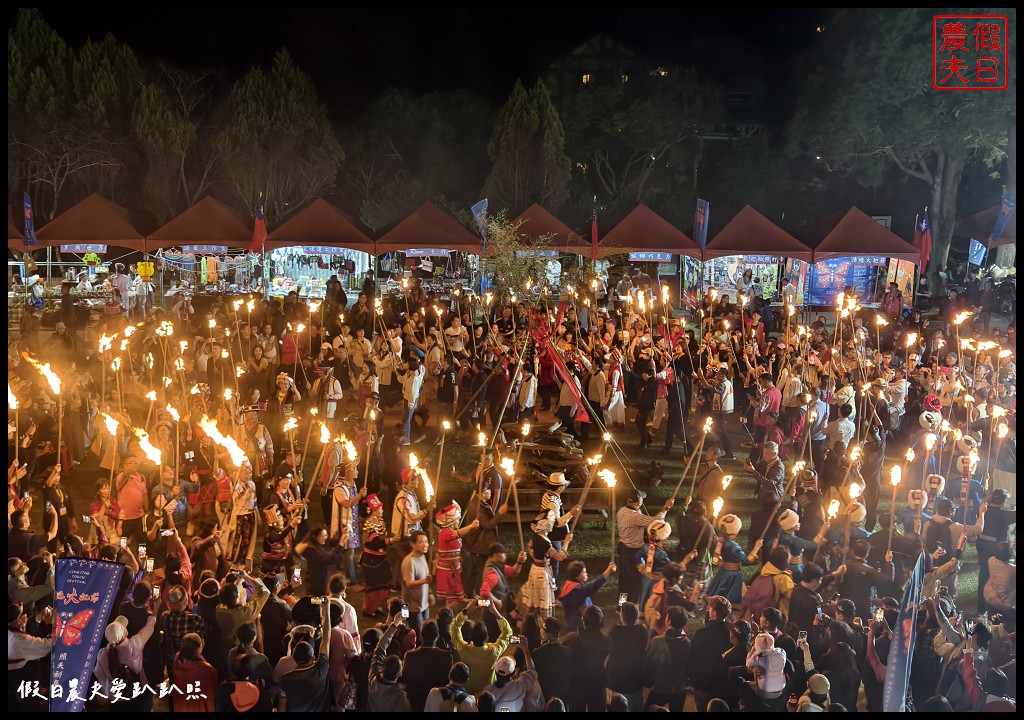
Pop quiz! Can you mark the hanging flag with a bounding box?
[471,198,489,253]
[530,308,590,424]
[911,208,932,269]
[693,197,710,253]
[882,552,925,712]
[249,193,267,253]
[49,558,127,712]
[968,239,987,266]
[990,190,1016,244]
[23,192,39,248]
[591,195,599,261]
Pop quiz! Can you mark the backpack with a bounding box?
[438,685,469,711]
[737,572,777,623]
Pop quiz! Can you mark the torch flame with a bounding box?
[905,448,915,463]
[722,474,733,490]
[500,458,515,476]
[602,432,611,441]
[409,453,419,469]
[421,472,434,502]
[998,349,1012,359]
[787,304,796,317]
[102,413,119,437]
[319,422,330,444]
[849,445,861,462]
[522,423,531,437]
[905,332,918,348]
[344,439,357,462]
[890,466,902,487]
[875,315,889,327]
[174,357,185,371]
[145,391,157,401]
[24,357,61,395]
[208,319,216,329]
[99,334,114,354]
[478,432,486,447]
[197,415,247,467]
[827,499,841,518]
[968,449,980,468]
[661,285,669,303]
[598,469,617,488]
[166,405,180,422]
[953,310,973,326]
[849,482,862,500]
[712,497,724,517]
[442,420,451,431]
[992,406,1007,419]
[133,428,163,465]
[702,417,713,434]
[283,417,299,433]
[8,384,17,410]
[246,299,255,312]
[997,423,1009,439]
[924,433,937,452]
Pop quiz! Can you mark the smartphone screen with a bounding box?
[292,567,301,584]
[145,558,155,573]
[798,630,808,642]
[152,586,161,600]
[874,607,885,623]
[401,607,409,619]
[618,592,628,607]
[138,545,146,558]
[120,537,127,549]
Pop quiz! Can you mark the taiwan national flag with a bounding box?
[912,208,932,269]
[249,194,267,253]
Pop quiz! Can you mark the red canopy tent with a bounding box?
[264,198,374,252]
[796,207,920,262]
[510,203,588,254]
[8,205,25,251]
[35,194,148,252]
[955,204,1017,247]
[597,204,700,258]
[147,196,253,250]
[704,205,813,261]
[375,202,481,255]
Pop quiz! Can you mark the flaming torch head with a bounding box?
[598,469,617,488]
[166,405,180,422]
[319,422,330,444]
[500,458,515,477]
[905,448,915,463]
[522,423,531,437]
[849,482,862,500]
[134,428,163,466]
[703,417,713,434]
[409,452,419,470]
[712,497,724,517]
[102,413,119,436]
[925,433,937,452]
[283,418,299,434]
[906,332,918,348]
[8,385,17,410]
[442,420,451,431]
[890,465,902,487]
[827,499,841,519]
[849,445,862,463]
[997,423,1009,439]
[25,358,61,395]
[722,474,733,491]
[145,391,157,402]
[344,439,357,462]
[478,432,486,447]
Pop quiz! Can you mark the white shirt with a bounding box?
[400,365,425,403]
[8,627,52,670]
[822,416,856,448]
[518,373,537,409]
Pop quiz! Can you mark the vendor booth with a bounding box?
[794,207,921,308]
[264,198,374,298]
[375,202,481,295]
[702,205,814,304]
[511,203,589,287]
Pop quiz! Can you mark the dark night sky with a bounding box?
[22,8,828,111]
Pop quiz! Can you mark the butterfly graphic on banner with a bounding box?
[53,609,94,646]
[815,262,850,288]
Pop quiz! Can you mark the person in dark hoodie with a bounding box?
[215,653,276,712]
[400,619,454,711]
[690,595,734,711]
[563,605,611,712]
[643,606,691,711]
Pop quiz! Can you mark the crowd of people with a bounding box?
[7,265,1017,711]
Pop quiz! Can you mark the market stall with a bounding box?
[375,202,480,295]
[148,195,258,305]
[794,207,921,308]
[264,198,374,297]
[702,205,814,305]
[510,203,590,287]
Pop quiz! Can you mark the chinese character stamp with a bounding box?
[933,15,1009,91]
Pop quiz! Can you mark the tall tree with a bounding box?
[481,79,570,214]
[788,8,1014,287]
[132,65,225,224]
[560,69,722,225]
[218,50,343,222]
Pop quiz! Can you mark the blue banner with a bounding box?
[629,251,674,262]
[60,244,107,254]
[807,257,884,306]
[50,558,126,712]
[471,198,488,253]
[182,245,228,253]
[882,553,925,712]
[991,190,1016,243]
[405,248,450,257]
[516,249,559,258]
[968,239,987,266]
[693,198,710,252]
[23,192,39,247]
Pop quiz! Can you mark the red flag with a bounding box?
[249,194,267,253]
[529,310,589,423]
[591,196,599,261]
[911,208,932,269]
